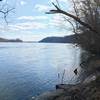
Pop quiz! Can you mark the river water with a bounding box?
[0,43,81,100]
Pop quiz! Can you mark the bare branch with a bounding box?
[46,3,98,34]
[0,7,15,23]
[56,0,60,8]
[63,17,77,34]
[52,2,60,10]
[71,0,79,17]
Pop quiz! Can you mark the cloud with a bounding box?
[49,14,72,31]
[8,22,47,31]
[34,4,51,12]
[59,0,68,2]
[18,16,48,20]
[0,21,47,34]
[20,1,27,6]
[49,14,65,27]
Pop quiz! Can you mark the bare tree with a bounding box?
[47,0,100,54]
[46,2,98,33]
[0,0,14,23]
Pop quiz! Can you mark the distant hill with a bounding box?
[39,35,76,43]
[0,37,23,42]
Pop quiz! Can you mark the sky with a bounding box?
[0,0,73,41]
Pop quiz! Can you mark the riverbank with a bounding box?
[32,74,100,100]
[32,54,100,100]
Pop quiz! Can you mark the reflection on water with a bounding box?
[0,43,81,100]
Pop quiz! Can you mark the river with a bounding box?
[0,43,81,100]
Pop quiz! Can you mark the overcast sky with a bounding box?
[0,0,73,41]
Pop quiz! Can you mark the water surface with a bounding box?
[0,43,80,100]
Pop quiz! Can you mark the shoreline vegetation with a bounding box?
[0,37,23,42]
[32,52,100,100]
[0,35,76,43]
[39,35,76,43]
